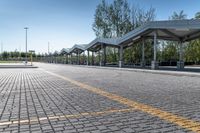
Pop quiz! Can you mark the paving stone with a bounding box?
[0,63,200,132]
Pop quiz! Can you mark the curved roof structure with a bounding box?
[60,48,70,55]
[118,19,200,46]
[69,44,87,53]
[85,38,119,51]
[59,19,200,54]
[53,51,60,56]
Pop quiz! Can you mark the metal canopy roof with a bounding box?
[69,44,87,53]
[60,19,200,54]
[60,48,70,55]
[118,19,200,46]
[53,51,60,56]
[86,38,119,51]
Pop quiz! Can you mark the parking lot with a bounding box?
[0,63,200,132]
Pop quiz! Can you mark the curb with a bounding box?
[69,64,200,78]
[38,63,200,78]
[0,65,38,69]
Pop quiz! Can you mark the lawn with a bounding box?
[0,60,22,63]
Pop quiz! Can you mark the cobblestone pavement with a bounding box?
[0,63,200,132]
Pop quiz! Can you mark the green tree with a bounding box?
[132,6,156,28]
[110,0,132,37]
[21,52,26,58]
[2,52,9,60]
[195,12,200,19]
[163,42,178,61]
[169,10,187,20]
[93,1,156,65]
[128,6,156,65]
[185,40,200,63]
[93,0,112,38]
[161,10,188,65]
[184,12,200,64]
[93,0,132,38]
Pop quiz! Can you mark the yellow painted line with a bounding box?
[0,108,135,126]
[44,70,200,132]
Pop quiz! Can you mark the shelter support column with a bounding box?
[92,51,94,65]
[77,51,80,65]
[100,44,104,66]
[177,41,184,69]
[87,50,90,65]
[63,54,65,64]
[66,54,68,64]
[70,54,71,64]
[76,52,78,64]
[151,31,159,70]
[141,38,145,67]
[98,50,101,66]
[64,54,66,64]
[103,45,106,66]
[119,45,124,68]
[71,54,73,64]
[83,51,86,65]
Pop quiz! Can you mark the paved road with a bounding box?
[0,63,200,132]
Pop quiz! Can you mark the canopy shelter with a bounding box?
[52,51,60,63]
[117,19,200,69]
[60,48,70,55]
[60,48,70,64]
[55,19,200,70]
[69,44,87,65]
[85,38,119,66]
[53,51,60,56]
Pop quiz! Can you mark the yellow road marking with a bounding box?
[0,108,135,126]
[44,70,200,132]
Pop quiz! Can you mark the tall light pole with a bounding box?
[24,27,28,64]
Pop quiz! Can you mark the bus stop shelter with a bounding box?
[85,38,119,66]
[118,19,200,69]
[60,48,70,64]
[69,44,87,65]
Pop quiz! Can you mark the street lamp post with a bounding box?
[24,27,28,64]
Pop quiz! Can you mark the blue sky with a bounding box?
[0,0,199,54]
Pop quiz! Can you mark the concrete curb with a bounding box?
[0,65,38,68]
[38,63,200,78]
[69,64,200,78]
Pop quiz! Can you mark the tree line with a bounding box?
[93,0,200,65]
[0,51,39,61]
[1,1,200,65]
